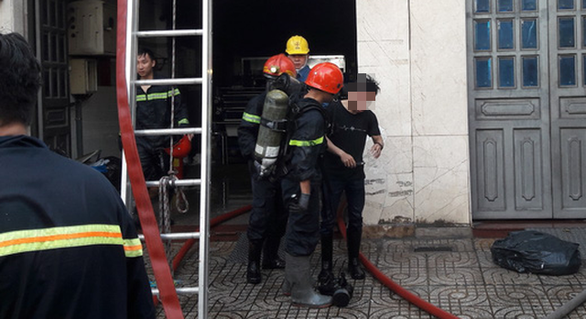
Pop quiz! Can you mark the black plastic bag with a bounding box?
[491,230,581,276]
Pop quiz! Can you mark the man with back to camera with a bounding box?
[0,32,155,319]
[319,74,384,282]
[280,62,344,308]
[285,35,311,82]
[238,53,301,284]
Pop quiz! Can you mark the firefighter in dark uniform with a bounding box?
[136,48,191,186]
[281,62,344,308]
[0,32,155,319]
[238,54,298,284]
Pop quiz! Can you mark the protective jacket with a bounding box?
[283,93,328,182]
[0,135,155,319]
[237,92,267,160]
[136,74,190,149]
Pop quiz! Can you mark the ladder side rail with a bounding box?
[199,0,213,317]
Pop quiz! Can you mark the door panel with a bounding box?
[38,0,70,156]
[550,0,586,218]
[468,0,552,219]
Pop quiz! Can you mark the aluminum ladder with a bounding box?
[118,0,212,318]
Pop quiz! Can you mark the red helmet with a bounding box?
[165,135,191,158]
[305,62,344,94]
[263,54,297,78]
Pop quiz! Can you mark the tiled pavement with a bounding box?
[150,230,586,319]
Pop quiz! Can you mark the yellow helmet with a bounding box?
[285,35,310,55]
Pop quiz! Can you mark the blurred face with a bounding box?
[288,54,308,70]
[347,91,376,113]
[137,53,155,79]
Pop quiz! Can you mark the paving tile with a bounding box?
[481,267,543,285]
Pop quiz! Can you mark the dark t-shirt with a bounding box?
[324,101,381,180]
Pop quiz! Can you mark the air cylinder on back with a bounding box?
[254,89,289,176]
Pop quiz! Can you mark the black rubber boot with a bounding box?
[347,229,365,280]
[318,233,334,282]
[262,237,285,269]
[247,240,262,284]
[285,253,332,308]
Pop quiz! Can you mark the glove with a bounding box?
[289,193,310,214]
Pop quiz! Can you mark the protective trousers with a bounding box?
[281,178,320,257]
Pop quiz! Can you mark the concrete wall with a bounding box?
[0,0,27,35]
[357,0,471,227]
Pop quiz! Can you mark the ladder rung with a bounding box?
[152,287,199,296]
[134,127,202,136]
[145,179,201,188]
[136,29,203,38]
[134,78,202,86]
[138,232,200,241]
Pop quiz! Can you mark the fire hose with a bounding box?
[116,0,183,317]
[170,202,461,319]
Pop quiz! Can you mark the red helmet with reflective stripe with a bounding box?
[263,54,297,78]
[305,62,344,94]
[165,135,191,158]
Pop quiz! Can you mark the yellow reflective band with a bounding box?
[136,95,147,102]
[168,88,180,97]
[289,136,324,147]
[123,238,143,258]
[178,118,190,125]
[0,224,126,258]
[242,112,261,124]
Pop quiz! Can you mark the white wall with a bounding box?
[357,0,471,225]
[0,0,27,35]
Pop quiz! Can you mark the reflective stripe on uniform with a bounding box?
[242,112,261,124]
[289,136,324,147]
[178,118,190,125]
[0,224,142,258]
[123,238,144,257]
[136,89,181,102]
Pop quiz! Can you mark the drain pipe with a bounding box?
[544,289,586,319]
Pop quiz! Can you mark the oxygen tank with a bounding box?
[254,89,289,177]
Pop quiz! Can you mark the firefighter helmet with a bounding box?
[305,62,344,94]
[165,135,191,158]
[285,35,310,55]
[263,54,297,78]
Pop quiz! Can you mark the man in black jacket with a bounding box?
[281,62,344,308]
[0,32,155,319]
[135,48,190,184]
[237,54,298,284]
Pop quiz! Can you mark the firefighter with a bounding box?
[0,32,155,318]
[285,35,311,82]
[135,47,191,190]
[281,62,344,308]
[237,54,298,284]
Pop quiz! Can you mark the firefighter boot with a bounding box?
[247,240,262,284]
[285,253,332,308]
[318,233,334,282]
[347,229,365,280]
[262,237,285,269]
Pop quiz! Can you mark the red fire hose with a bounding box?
[170,202,460,318]
[116,0,183,317]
